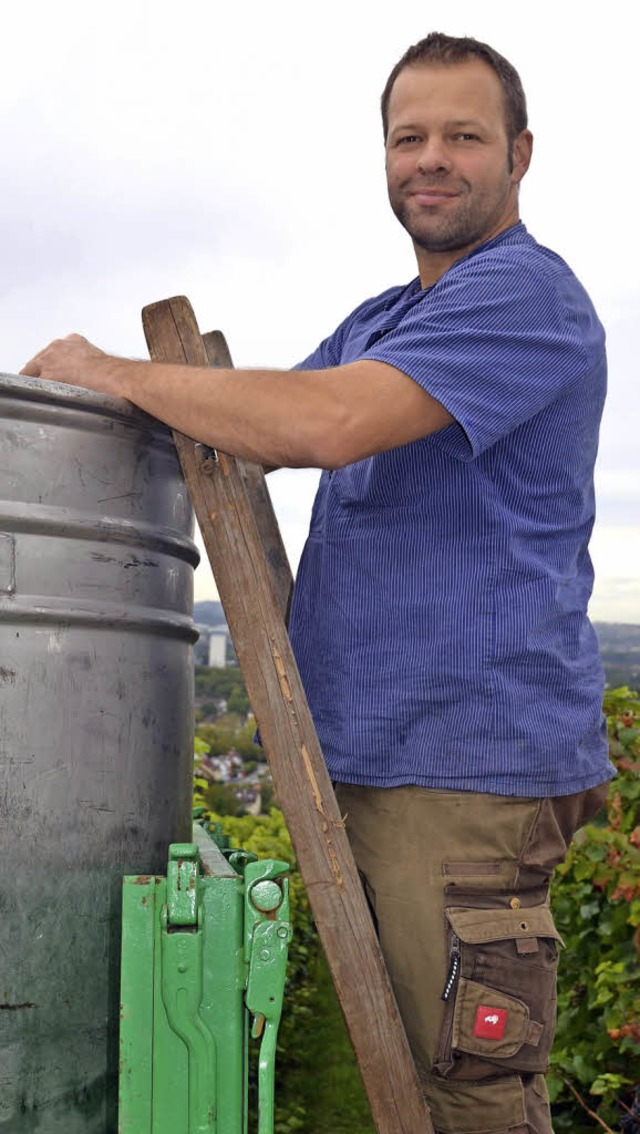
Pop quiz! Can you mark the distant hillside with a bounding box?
[593,623,640,649]
[192,611,639,648]
[193,601,226,627]
[594,623,640,690]
[190,610,640,690]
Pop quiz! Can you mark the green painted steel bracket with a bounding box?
[119,833,291,1134]
[161,845,217,1134]
[167,842,200,926]
[244,859,292,1134]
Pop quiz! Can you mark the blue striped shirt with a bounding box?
[288,223,615,796]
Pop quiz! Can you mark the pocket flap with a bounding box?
[446,903,564,947]
[453,979,534,1058]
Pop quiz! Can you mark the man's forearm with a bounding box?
[88,355,338,468]
[20,338,346,467]
[21,335,454,468]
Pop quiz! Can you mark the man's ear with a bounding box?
[512,130,533,184]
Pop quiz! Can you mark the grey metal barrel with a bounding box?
[0,374,200,1132]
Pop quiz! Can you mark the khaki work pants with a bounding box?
[334,782,609,1134]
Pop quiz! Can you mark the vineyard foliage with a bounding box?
[547,686,640,1132]
[194,688,640,1133]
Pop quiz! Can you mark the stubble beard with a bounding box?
[390,174,513,254]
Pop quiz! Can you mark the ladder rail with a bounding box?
[141,295,434,1134]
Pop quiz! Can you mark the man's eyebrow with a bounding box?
[389,122,423,134]
[388,117,488,135]
[446,119,486,129]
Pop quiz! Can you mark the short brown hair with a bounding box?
[381,32,528,148]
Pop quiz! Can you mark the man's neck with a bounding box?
[415,216,521,289]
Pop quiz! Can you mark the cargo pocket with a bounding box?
[433,903,564,1080]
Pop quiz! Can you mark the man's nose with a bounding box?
[416,138,452,174]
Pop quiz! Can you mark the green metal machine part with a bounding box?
[118,824,291,1134]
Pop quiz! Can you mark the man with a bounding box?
[22,33,614,1134]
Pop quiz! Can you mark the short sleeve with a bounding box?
[292,284,410,372]
[293,308,355,371]
[294,332,343,372]
[361,250,604,459]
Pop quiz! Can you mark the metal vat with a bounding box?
[0,374,200,1132]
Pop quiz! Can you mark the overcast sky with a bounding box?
[1,0,637,623]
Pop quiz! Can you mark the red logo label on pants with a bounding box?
[473,1005,508,1039]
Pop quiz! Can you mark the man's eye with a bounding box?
[397,135,420,145]
[454,133,480,142]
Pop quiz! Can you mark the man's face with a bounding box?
[385,60,531,264]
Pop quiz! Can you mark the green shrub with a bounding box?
[549,687,640,1132]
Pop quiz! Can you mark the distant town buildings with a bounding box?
[192,621,232,667]
[207,627,228,668]
[196,750,269,816]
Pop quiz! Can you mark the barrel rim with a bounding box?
[0,372,170,436]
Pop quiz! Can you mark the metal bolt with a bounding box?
[259,949,271,962]
[178,963,187,973]
[251,880,283,912]
[277,926,289,940]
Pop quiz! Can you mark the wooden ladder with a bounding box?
[142,296,435,1134]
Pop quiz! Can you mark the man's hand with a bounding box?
[20,334,120,395]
